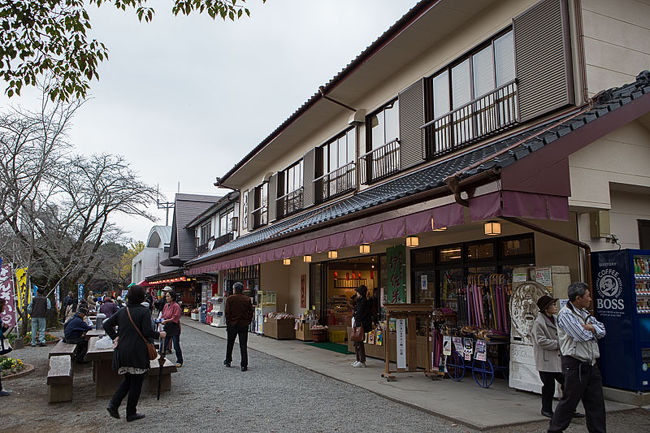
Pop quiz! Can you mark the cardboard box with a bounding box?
[263,317,295,340]
[346,327,429,368]
[295,322,312,341]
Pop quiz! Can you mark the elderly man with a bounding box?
[224,282,253,371]
[548,282,606,433]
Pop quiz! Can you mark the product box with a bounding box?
[263,317,295,340]
[295,321,313,341]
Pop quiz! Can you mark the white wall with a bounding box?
[581,0,650,96]
[131,247,176,282]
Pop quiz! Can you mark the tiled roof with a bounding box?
[187,71,650,266]
[170,193,222,261]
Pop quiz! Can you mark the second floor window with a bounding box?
[278,160,303,218]
[426,30,517,156]
[200,222,211,245]
[242,191,248,231]
[253,182,268,228]
[219,208,235,237]
[362,100,401,184]
[317,127,356,202]
[367,99,399,151]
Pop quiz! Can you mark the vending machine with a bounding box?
[591,249,650,392]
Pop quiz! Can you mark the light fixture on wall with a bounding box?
[359,244,370,254]
[484,221,502,236]
[405,235,419,247]
[328,250,338,259]
[431,218,447,231]
[282,258,291,266]
[303,255,312,263]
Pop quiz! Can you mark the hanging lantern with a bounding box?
[405,235,419,247]
[358,272,362,279]
[484,221,502,236]
[359,244,370,254]
[333,271,338,279]
[303,255,312,263]
[346,272,350,280]
[328,250,338,259]
[282,258,291,266]
[370,270,374,279]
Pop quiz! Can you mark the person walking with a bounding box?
[28,287,50,347]
[224,282,253,371]
[161,290,183,368]
[351,285,372,368]
[548,282,606,433]
[63,306,92,363]
[104,285,165,422]
[0,298,12,396]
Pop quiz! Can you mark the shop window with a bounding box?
[439,245,462,263]
[412,249,434,267]
[501,237,534,257]
[639,220,650,250]
[467,242,495,260]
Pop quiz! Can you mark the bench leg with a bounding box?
[94,359,122,397]
[48,382,73,403]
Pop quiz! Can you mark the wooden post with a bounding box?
[407,314,417,372]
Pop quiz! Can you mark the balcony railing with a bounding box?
[277,186,304,219]
[314,162,356,203]
[252,205,268,229]
[213,232,233,249]
[196,237,214,255]
[359,139,400,184]
[422,80,518,159]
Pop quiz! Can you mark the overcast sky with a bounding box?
[2,1,416,243]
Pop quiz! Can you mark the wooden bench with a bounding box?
[145,358,178,394]
[48,340,78,358]
[47,355,73,403]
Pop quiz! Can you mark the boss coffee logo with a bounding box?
[596,268,624,311]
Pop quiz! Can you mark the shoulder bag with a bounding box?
[126,307,158,360]
[350,317,364,342]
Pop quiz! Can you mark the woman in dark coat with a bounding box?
[103,285,165,422]
[352,285,372,368]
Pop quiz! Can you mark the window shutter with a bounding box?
[302,148,316,208]
[268,174,278,222]
[398,78,425,170]
[514,0,574,122]
[247,188,254,232]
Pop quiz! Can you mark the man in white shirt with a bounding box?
[548,282,606,433]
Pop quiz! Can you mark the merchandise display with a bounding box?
[254,291,276,334]
[208,296,226,327]
[263,312,296,340]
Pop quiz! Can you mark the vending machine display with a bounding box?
[592,249,650,392]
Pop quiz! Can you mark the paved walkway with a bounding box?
[181,317,636,431]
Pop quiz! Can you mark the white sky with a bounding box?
[2,0,416,243]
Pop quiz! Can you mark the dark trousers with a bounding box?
[109,373,145,417]
[548,356,606,433]
[163,334,183,365]
[539,371,564,413]
[65,337,88,363]
[354,341,366,363]
[225,325,248,367]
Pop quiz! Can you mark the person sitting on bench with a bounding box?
[63,306,92,363]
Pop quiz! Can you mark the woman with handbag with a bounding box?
[103,285,166,422]
[0,298,13,396]
[351,285,372,368]
[161,290,183,368]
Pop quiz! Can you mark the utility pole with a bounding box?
[156,185,175,226]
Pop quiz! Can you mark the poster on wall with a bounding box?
[0,262,18,327]
[420,275,427,291]
[386,245,406,303]
[442,336,452,356]
[396,318,407,369]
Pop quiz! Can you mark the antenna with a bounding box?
[156,184,175,226]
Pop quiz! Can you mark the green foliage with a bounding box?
[0,0,264,102]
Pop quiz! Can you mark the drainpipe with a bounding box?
[446,176,593,300]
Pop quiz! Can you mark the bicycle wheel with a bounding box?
[446,351,465,382]
[472,358,495,388]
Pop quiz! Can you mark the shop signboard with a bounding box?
[78,283,84,301]
[0,262,18,327]
[15,267,29,317]
[386,245,406,303]
[396,318,406,369]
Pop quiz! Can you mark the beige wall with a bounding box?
[259,260,308,315]
[569,120,650,209]
[581,0,650,95]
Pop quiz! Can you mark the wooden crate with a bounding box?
[295,322,312,341]
[263,318,295,340]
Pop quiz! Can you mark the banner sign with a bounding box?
[78,283,84,301]
[55,284,60,310]
[15,267,29,316]
[386,245,406,303]
[0,263,17,327]
[396,318,407,369]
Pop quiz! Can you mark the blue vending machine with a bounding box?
[591,249,650,392]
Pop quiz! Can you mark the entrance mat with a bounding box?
[305,342,352,354]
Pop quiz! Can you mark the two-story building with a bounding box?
[185,0,650,339]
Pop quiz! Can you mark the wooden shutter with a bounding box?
[247,188,254,232]
[398,78,426,170]
[514,0,574,122]
[302,149,316,208]
[268,174,278,222]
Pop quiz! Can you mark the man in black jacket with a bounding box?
[224,282,253,371]
[63,307,92,363]
[29,287,50,346]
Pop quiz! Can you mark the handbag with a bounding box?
[126,307,158,361]
[0,337,12,355]
[350,326,364,342]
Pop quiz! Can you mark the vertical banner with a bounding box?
[0,262,18,327]
[300,274,306,309]
[55,284,60,310]
[386,245,407,303]
[78,283,84,301]
[396,318,407,369]
[15,267,29,316]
